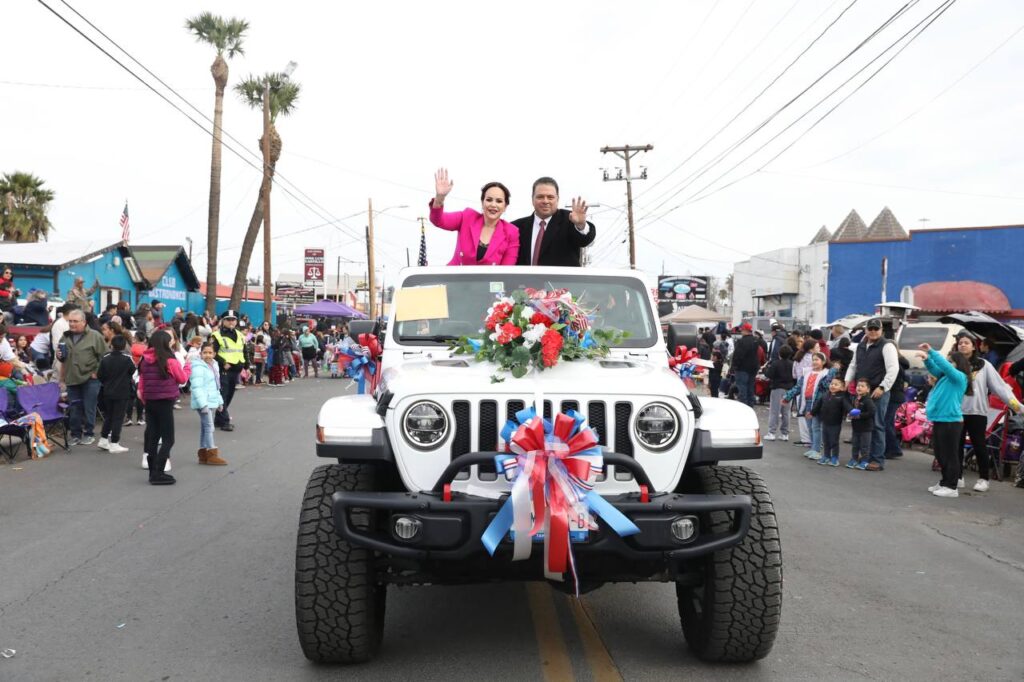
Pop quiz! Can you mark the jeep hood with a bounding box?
[379,354,687,399]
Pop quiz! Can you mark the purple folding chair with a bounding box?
[17,382,69,451]
[0,390,30,462]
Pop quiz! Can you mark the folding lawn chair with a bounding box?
[0,390,30,462]
[17,383,69,451]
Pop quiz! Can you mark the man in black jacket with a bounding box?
[513,177,596,266]
[731,322,761,407]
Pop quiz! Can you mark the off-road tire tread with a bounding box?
[676,465,782,662]
[295,464,384,663]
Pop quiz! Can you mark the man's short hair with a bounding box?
[111,335,127,351]
[531,176,559,196]
[67,309,86,322]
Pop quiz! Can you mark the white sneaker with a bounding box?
[933,486,959,498]
[763,433,776,441]
[97,437,110,450]
[928,482,943,492]
[973,479,990,492]
[107,443,129,454]
[957,477,965,489]
[780,434,789,441]
[141,453,148,469]
[164,457,172,472]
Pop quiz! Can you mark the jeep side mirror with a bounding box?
[349,319,380,342]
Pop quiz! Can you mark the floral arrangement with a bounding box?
[452,288,627,381]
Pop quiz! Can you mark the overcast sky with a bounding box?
[5,0,1023,285]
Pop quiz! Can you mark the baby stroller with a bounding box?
[963,408,1024,482]
[897,401,932,447]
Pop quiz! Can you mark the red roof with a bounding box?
[913,281,1010,313]
[198,282,279,302]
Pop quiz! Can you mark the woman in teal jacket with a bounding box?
[190,342,227,466]
[919,343,969,497]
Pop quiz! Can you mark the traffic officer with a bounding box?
[210,310,244,432]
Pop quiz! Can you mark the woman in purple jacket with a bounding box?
[429,168,520,265]
[137,330,191,485]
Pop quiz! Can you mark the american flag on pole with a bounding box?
[119,202,130,242]
[417,221,428,266]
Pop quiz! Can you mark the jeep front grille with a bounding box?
[452,400,471,480]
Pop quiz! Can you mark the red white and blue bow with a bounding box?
[481,406,639,592]
[668,345,712,389]
[339,333,382,394]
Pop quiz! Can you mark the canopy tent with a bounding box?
[293,300,367,319]
[660,304,731,324]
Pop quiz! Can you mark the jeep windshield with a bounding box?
[393,272,658,348]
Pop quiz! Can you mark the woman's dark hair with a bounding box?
[779,345,793,360]
[256,334,265,344]
[480,181,510,204]
[200,341,216,353]
[16,335,28,347]
[134,330,147,343]
[948,351,974,396]
[809,329,823,341]
[111,335,127,351]
[794,339,816,362]
[147,330,174,377]
[839,337,851,349]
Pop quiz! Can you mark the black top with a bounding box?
[476,241,489,262]
[512,209,597,267]
[813,390,850,426]
[849,394,877,433]
[853,337,892,390]
[764,358,796,390]
[731,334,761,374]
[96,351,137,400]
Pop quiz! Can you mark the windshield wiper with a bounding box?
[397,334,462,343]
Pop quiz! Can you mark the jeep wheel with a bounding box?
[676,465,782,662]
[295,464,386,663]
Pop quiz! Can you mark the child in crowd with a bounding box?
[784,352,830,459]
[920,343,969,497]
[252,334,267,384]
[186,335,203,363]
[137,330,191,485]
[709,350,723,398]
[813,376,850,466]
[190,341,227,466]
[763,345,795,441]
[96,335,135,453]
[847,378,877,469]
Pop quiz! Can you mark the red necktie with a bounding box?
[532,220,547,265]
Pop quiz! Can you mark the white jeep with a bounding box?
[296,266,782,664]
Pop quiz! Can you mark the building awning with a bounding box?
[128,245,200,291]
[913,281,1010,313]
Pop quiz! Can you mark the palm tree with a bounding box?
[228,72,300,310]
[185,12,249,314]
[0,172,55,242]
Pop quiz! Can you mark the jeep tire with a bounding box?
[295,464,386,663]
[676,465,782,662]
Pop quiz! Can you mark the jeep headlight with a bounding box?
[634,402,678,450]
[402,401,449,449]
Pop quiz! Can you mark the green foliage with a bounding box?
[185,12,249,58]
[0,172,54,242]
[235,73,301,122]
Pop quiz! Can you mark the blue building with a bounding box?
[0,241,200,314]
[827,224,1024,320]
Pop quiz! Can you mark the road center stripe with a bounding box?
[569,598,623,682]
[526,583,573,681]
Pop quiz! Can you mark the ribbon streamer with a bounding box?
[338,333,383,394]
[481,406,640,593]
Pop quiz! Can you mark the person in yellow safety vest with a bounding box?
[210,310,244,432]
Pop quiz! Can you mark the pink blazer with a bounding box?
[428,203,520,266]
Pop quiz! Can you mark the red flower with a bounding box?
[496,323,523,345]
[484,302,513,331]
[540,329,564,367]
[529,311,549,325]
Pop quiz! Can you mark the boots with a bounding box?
[148,454,176,485]
[197,448,208,464]
[202,447,228,466]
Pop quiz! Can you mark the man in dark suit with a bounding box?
[513,177,597,266]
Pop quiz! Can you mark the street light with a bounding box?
[262,60,298,326]
[366,202,408,319]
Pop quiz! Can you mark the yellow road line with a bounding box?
[569,598,623,682]
[526,582,574,681]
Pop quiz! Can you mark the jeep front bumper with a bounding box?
[332,452,751,563]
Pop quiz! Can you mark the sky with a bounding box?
[4,0,1023,286]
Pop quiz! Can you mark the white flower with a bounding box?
[488,332,498,342]
[521,323,547,349]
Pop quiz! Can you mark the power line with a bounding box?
[636,0,864,203]
[657,0,960,213]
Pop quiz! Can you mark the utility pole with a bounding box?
[336,255,341,303]
[366,198,377,319]
[600,144,652,269]
[261,82,273,325]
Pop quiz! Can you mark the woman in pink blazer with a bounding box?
[428,168,520,265]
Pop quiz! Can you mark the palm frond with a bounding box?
[185,13,248,57]
[234,72,302,121]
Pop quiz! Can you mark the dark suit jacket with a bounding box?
[512,209,597,267]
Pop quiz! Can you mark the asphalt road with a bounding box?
[2,382,1022,681]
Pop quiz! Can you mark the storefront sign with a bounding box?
[304,248,324,287]
[146,275,187,301]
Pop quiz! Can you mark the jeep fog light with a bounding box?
[634,402,678,450]
[393,516,423,542]
[671,516,697,542]
[402,401,449,449]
